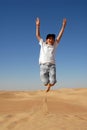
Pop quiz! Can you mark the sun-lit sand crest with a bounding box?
[0,88,87,130]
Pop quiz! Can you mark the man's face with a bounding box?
[46,37,55,45]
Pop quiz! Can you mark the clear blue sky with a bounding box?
[0,0,87,90]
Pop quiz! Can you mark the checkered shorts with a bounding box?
[40,63,57,85]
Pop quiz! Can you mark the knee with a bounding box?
[40,75,49,85]
[43,80,49,86]
[50,80,57,86]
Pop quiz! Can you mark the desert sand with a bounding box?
[0,88,87,130]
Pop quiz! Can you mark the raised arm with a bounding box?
[36,17,42,41]
[56,18,67,44]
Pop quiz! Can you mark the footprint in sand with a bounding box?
[42,94,48,114]
[7,121,17,129]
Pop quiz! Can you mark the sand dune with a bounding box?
[0,88,87,130]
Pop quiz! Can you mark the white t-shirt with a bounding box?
[39,39,58,64]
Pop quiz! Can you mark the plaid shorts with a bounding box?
[40,63,57,85]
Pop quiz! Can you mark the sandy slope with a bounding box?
[0,88,87,130]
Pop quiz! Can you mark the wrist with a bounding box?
[36,24,40,27]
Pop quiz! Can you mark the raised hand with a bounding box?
[36,17,40,26]
[62,18,67,28]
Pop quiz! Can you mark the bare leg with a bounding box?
[46,84,51,92]
[45,83,55,92]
